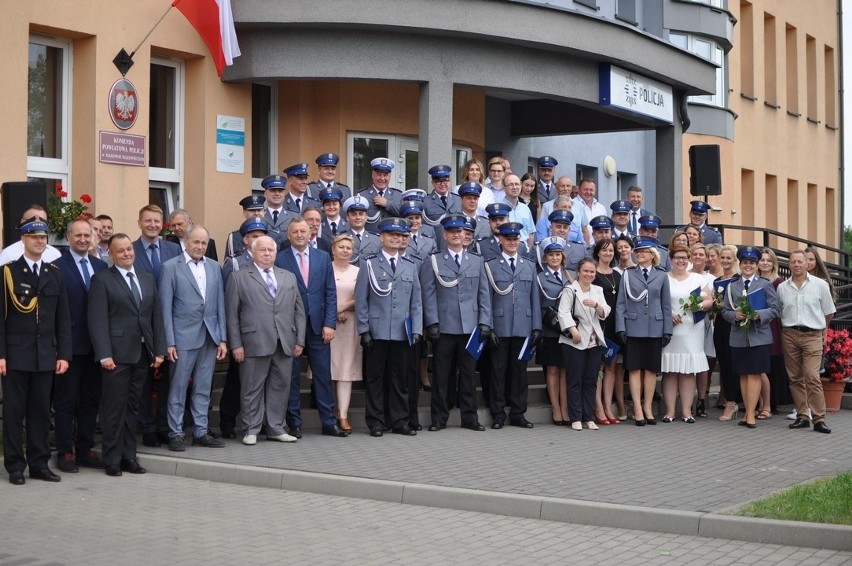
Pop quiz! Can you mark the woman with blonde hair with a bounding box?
[758,247,793,415]
[713,244,740,421]
[329,234,361,433]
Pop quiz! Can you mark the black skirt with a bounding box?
[623,337,662,372]
[731,344,771,375]
[536,336,564,368]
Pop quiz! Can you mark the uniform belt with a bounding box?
[786,325,820,333]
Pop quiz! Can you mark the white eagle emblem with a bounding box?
[114,90,136,121]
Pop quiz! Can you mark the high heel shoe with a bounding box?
[338,417,352,433]
[696,399,707,418]
[719,403,739,422]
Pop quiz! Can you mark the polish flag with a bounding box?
[172,0,241,76]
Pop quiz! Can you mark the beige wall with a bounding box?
[684,0,841,259]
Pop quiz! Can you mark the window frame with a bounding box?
[148,57,185,211]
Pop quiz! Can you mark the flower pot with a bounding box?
[821,379,846,412]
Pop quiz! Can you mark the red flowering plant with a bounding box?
[823,328,852,383]
[160,221,174,237]
[46,182,93,238]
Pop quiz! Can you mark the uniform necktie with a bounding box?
[744,279,750,291]
[298,252,309,287]
[126,272,141,307]
[356,233,362,243]
[510,257,516,272]
[295,197,301,211]
[378,191,384,199]
[150,243,160,280]
[554,270,561,283]
[413,234,418,246]
[389,257,396,273]
[80,258,91,289]
[264,268,277,298]
[272,210,279,224]
[545,184,551,200]
[331,221,338,236]
[32,262,39,280]
[643,268,649,281]
[454,253,461,268]
[441,195,447,208]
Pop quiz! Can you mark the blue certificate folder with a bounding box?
[405,317,414,346]
[603,338,620,365]
[465,326,487,360]
[518,336,536,361]
[748,286,767,310]
[689,286,706,324]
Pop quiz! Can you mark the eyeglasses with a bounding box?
[489,168,504,173]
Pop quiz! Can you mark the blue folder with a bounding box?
[690,286,706,323]
[465,326,487,360]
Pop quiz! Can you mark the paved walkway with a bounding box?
[1,472,850,565]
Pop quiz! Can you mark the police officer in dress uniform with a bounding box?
[400,189,436,239]
[355,217,423,437]
[688,200,722,244]
[462,216,481,250]
[537,156,558,205]
[586,215,614,257]
[457,182,491,242]
[637,214,672,271]
[283,163,321,215]
[308,153,352,201]
[610,199,634,239]
[423,165,462,249]
[224,194,285,258]
[545,210,585,274]
[421,214,492,432]
[1,219,72,485]
[218,218,272,438]
[341,195,382,263]
[358,157,403,233]
[317,187,348,244]
[476,203,532,261]
[261,174,296,238]
[401,200,437,259]
[483,222,542,429]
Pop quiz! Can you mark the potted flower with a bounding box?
[46,182,93,242]
[822,327,852,411]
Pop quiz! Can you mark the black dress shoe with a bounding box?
[193,433,225,448]
[645,418,657,425]
[789,418,811,429]
[120,459,146,474]
[30,468,61,482]
[142,432,161,447]
[382,425,392,432]
[105,465,122,477]
[462,422,485,432]
[509,417,534,429]
[491,421,504,430]
[77,451,105,469]
[428,424,442,432]
[635,419,646,427]
[369,427,384,438]
[57,454,79,473]
[288,427,303,439]
[410,423,423,431]
[813,421,832,434]
[8,471,25,485]
[219,427,237,440]
[157,431,171,445]
[391,425,417,436]
[322,424,348,437]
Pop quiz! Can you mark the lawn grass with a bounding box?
[736,472,852,525]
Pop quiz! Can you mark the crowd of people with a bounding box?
[0,152,839,486]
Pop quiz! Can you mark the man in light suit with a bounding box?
[355,218,423,437]
[160,225,228,451]
[483,222,542,430]
[421,214,492,432]
[132,204,181,447]
[52,219,108,473]
[275,218,346,438]
[226,235,305,446]
[88,233,166,477]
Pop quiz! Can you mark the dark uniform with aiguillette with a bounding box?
[1,219,72,484]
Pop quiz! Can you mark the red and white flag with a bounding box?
[172,0,241,76]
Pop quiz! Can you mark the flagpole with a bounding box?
[112,2,176,76]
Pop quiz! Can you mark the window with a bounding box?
[786,24,798,114]
[616,0,637,25]
[617,172,638,199]
[27,35,71,192]
[806,35,817,120]
[349,134,391,190]
[149,58,184,215]
[574,0,598,9]
[669,32,726,107]
[739,1,754,96]
[764,14,777,105]
[825,46,837,127]
[251,83,277,190]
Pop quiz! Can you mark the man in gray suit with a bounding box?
[421,214,492,432]
[160,226,228,451]
[226,235,305,446]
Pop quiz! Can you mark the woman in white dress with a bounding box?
[661,246,713,422]
[330,235,362,433]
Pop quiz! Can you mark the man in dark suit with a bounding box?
[1,219,72,485]
[132,204,181,447]
[626,185,653,236]
[301,206,332,253]
[88,233,166,476]
[160,225,227,451]
[52,219,108,473]
[275,217,345,437]
[226,235,306,446]
[165,208,218,261]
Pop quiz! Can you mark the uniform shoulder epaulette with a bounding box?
[400,255,416,264]
[476,236,490,243]
[387,187,402,193]
[653,265,666,271]
[362,253,378,260]
[466,250,481,257]
[429,250,441,256]
[337,182,350,188]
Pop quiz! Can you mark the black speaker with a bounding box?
[2,181,48,247]
[689,145,722,196]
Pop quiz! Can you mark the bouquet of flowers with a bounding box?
[823,328,852,382]
[46,183,92,238]
[709,285,725,320]
[736,289,758,329]
[679,290,705,317]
